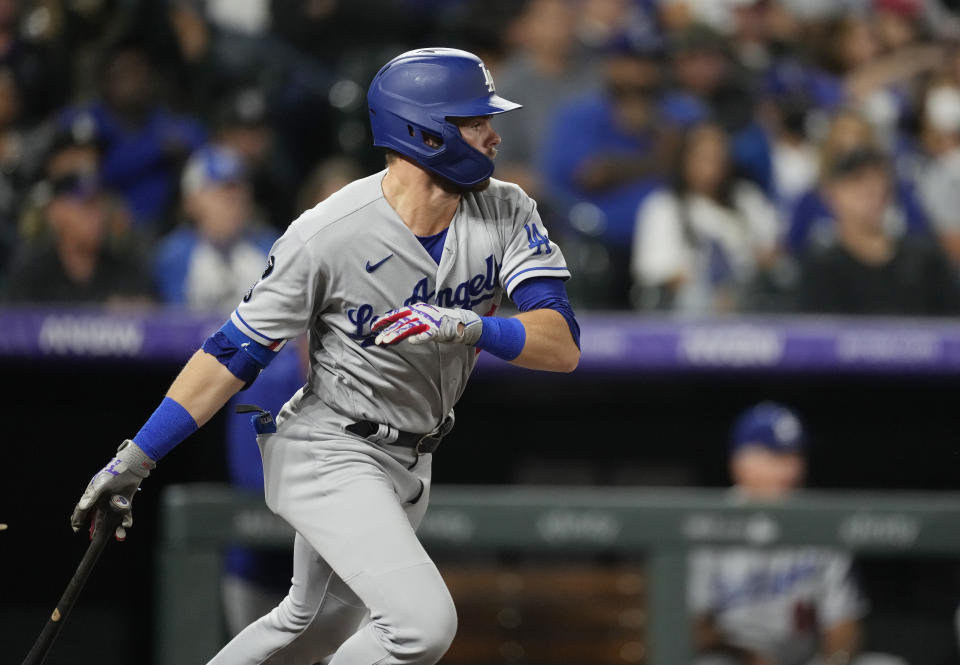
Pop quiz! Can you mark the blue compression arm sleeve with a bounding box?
[133,397,198,460]
[510,277,581,348]
[475,277,580,360]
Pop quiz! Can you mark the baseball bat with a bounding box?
[20,494,131,665]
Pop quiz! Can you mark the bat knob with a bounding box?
[108,495,130,514]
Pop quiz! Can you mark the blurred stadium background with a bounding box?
[3,0,960,663]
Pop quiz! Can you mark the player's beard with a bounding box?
[430,148,497,194]
[432,174,492,194]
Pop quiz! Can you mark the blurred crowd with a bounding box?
[3,0,960,316]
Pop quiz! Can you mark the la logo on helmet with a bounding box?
[479,63,495,93]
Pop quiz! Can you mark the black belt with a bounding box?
[346,415,454,455]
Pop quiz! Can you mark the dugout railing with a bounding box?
[156,485,960,665]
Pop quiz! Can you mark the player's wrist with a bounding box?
[475,316,525,360]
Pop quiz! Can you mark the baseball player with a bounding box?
[69,48,580,665]
[689,402,885,665]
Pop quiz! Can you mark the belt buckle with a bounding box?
[415,431,440,455]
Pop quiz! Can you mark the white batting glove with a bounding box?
[70,440,155,541]
[373,303,483,346]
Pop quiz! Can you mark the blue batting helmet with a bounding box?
[730,402,805,455]
[367,48,521,187]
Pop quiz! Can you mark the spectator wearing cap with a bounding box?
[58,39,206,232]
[153,145,276,313]
[1,171,153,303]
[539,38,693,308]
[211,87,297,228]
[688,402,888,665]
[798,147,960,316]
[17,120,105,243]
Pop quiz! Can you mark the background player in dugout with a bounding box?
[67,48,580,665]
[690,402,904,665]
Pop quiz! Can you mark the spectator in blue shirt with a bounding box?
[153,145,275,312]
[668,24,773,193]
[539,38,691,308]
[59,38,206,234]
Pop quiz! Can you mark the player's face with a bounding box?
[730,448,805,499]
[451,115,501,160]
[430,115,501,193]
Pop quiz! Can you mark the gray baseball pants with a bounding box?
[207,391,456,665]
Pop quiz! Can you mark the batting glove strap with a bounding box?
[116,439,156,478]
[373,303,483,346]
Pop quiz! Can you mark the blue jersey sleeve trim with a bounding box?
[503,265,569,291]
[232,309,278,345]
[511,277,581,349]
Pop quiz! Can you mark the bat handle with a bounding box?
[20,495,130,665]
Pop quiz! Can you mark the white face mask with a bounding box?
[927,85,960,134]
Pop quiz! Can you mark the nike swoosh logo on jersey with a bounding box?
[365,254,394,273]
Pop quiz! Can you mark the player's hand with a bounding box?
[373,303,482,347]
[70,440,156,541]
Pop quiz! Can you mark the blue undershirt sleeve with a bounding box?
[509,276,581,349]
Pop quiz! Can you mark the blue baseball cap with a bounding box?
[181,145,246,195]
[730,402,805,454]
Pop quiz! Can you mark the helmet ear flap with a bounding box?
[418,120,493,184]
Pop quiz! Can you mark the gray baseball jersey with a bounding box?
[231,169,569,433]
[689,547,868,665]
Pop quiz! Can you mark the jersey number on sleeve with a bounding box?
[524,223,552,256]
[243,254,276,303]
